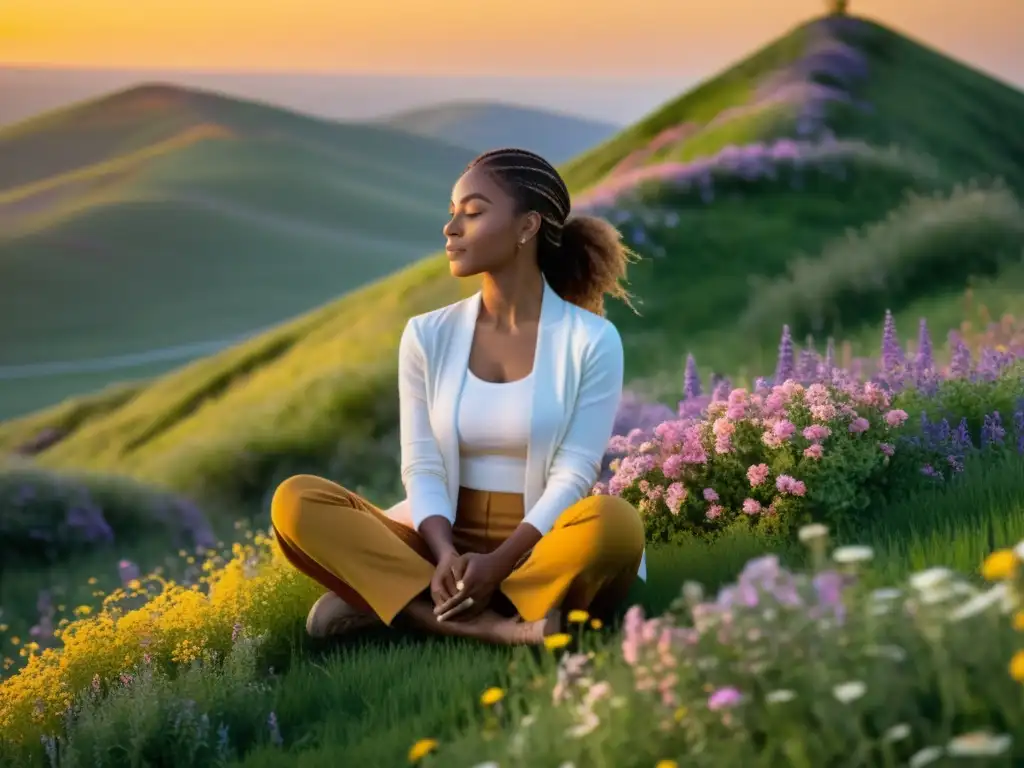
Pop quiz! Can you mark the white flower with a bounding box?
[798,524,829,543]
[884,723,911,742]
[864,644,906,662]
[682,581,704,604]
[908,746,943,767]
[909,568,953,591]
[832,680,867,703]
[832,545,874,564]
[946,731,1012,757]
[566,709,600,739]
[471,763,500,768]
[870,587,902,602]
[765,689,796,704]
[1014,539,1024,560]
[948,583,1007,622]
[918,586,956,605]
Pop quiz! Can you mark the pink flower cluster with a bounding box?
[598,378,912,535]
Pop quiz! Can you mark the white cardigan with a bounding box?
[386,279,648,581]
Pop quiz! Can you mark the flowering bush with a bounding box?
[0,464,216,567]
[600,313,1024,544]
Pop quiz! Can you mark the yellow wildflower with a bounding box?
[673,706,688,722]
[9,637,19,646]
[87,578,98,586]
[0,624,7,632]
[408,738,439,762]
[73,606,91,617]
[1010,650,1024,682]
[480,687,505,706]
[567,610,590,624]
[656,761,679,768]
[127,580,142,591]
[543,633,572,651]
[1014,612,1024,632]
[590,618,603,630]
[981,550,1017,581]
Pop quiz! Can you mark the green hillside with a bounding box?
[4,14,1024,511]
[0,84,474,417]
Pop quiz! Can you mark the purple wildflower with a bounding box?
[683,353,702,399]
[915,317,934,372]
[880,310,903,373]
[775,325,795,383]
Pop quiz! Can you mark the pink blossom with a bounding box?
[747,463,770,486]
[849,417,870,433]
[810,403,837,421]
[646,485,664,501]
[772,420,796,440]
[661,453,685,479]
[803,443,824,460]
[742,498,762,515]
[802,424,831,441]
[703,487,719,502]
[804,383,830,405]
[879,442,895,456]
[762,431,783,448]
[665,483,687,513]
[705,504,724,520]
[763,391,787,415]
[708,686,743,710]
[776,474,807,496]
[884,409,908,427]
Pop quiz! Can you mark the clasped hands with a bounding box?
[430,549,508,622]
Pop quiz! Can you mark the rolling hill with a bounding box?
[4,13,1024,514]
[0,84,475,416]
[384,100,620,164]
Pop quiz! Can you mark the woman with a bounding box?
[271,147,647,646]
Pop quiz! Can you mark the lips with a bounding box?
[445,244,465,255]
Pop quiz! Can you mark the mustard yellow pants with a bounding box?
[270,474,645,625]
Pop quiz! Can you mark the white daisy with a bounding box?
[832,545,874,564]
[832,681,867,704]
[798,524,829,543]
[946,731,1012,757]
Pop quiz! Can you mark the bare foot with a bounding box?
[398,598,556,646]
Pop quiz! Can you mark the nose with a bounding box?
[443,214,460,239]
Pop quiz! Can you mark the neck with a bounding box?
[479,264,545,330]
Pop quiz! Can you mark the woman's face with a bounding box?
[443,166,538,278]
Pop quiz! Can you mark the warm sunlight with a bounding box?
[3,0,1021,77]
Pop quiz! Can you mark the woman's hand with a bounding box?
[435,552,509,621]
[429,549,462,608]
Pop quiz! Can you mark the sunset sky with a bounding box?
[3,0,1022,84]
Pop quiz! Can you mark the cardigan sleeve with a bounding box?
[398,320,456,529]
[522,321,624,534]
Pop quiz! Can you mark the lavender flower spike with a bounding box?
[683,353,702,399]
[916,317,934,372]
[774,325,795,383]
[880,309,903,373]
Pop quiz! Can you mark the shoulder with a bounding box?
[403,294,476,345]
[563,301,623,357]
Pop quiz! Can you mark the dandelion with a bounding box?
[408,738,439,762]
[981,549,1017,581]
[832,545,873,564]
[832,681,866,703]
[544,633,572,651]
[480,687,505,706]
[1012,611,1024,631]
[590,618,603,630]
[946,731,1011,757]
[655,762,679,768]
[567,610,590,624]
[1009,650,1024,682]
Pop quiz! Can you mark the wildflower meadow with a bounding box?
[3,307,1024,767]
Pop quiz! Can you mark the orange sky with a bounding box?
[3,0,1021,82]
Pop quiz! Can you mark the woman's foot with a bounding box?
[306,592,382,638]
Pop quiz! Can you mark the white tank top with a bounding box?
[457,370,532,493]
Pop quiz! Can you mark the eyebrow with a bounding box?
[450,192,493,206]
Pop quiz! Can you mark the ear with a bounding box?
[516,211,542,245]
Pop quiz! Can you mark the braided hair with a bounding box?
[466,148,637,316]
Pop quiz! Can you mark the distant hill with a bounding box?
[0,83,475,415]
[384,101,620,164]
[5,15,1024,510]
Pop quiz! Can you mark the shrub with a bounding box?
[0,463,216,568]
[741,183,1024,338]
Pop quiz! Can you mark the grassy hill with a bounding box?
[384,100,620,164]
[4,14,1024,512]
[0,84,475,417]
